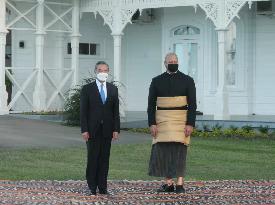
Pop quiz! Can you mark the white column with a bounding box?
[112,34,125,118]
[112,34,122,82]
[111,6,125,118]
[55,34,64,110]
[71,0,80,87]
[0,0,9,115]
[111,6,123,82]
[214,29,229,120]
[33,0,46,111]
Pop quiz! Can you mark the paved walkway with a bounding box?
[0,116,151,148]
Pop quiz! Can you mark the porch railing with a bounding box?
[5,66,74,112]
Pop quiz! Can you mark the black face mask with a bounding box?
[167,64,179,73]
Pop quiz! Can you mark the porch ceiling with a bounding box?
[80,0,269,30]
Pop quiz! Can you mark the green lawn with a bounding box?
[0,137,274,181]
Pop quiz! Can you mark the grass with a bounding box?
[0,137,275,181]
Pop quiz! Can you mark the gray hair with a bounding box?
[94,61,109,72]
[164,52,178,64]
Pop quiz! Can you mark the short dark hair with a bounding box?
[164,52,178,64]
[94,61,109,71]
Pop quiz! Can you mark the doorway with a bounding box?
[170,25,203,113]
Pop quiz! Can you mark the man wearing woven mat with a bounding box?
[147,52,197,194]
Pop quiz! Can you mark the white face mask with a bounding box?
[96,72,108,82]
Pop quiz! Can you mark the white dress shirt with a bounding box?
[96,79,107,100]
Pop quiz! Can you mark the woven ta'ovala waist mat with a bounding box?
[153,96,190,145]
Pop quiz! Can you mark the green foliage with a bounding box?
[126,127,275,140]
[213,123,222,130]
[194,125,201,131]
[64,76,96,126]
[212,123,222,131]
[5,74,12,88]
[229,125,238,131]
[202,124,210,132]
[123,128,151,134]
[242,125,253,132]
[192,128,271,139]
[64,86,82,126]
[5,70,13,88]
[258,125,270,134]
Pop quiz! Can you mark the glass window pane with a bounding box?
[188,43,198,82]
[90,43,100,55]
[174,43,186,73]
[174,27,188,35]
[174,25,200,36]
[174,43,198,82]
[90,44,96,55]
[67,43,71,54]
[79,43,89,55]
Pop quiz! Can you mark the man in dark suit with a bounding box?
[80,61,120,196]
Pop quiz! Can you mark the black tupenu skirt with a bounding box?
[148,142,188,178]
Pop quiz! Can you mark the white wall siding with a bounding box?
[11,11,114,111]
[64,13,114,82]
[11,30,35,111]
[122,9,163,111]
[254,14,275,114]
[227,6,255,115]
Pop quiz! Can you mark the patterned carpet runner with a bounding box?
[0,180,274,204]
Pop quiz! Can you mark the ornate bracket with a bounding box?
[199,2,219,27]
[225,1,247,27]
[82,0,266,31]
[199,0,266,29]
[97,8,138,35]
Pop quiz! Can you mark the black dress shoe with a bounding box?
[99,189,108,195]
[86,190,96,196]
[175,185,186,194]
[157,184,174,193]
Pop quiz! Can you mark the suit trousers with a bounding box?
[86,124,112,191]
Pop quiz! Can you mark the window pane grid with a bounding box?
[67,43,100,56]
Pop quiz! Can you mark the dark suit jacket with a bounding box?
[80,81,120,139]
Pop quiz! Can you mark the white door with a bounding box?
[172,40,203,112]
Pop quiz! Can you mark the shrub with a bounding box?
[223,128,236,138]
[212,123,222,131]
[64,86,82,126]
[210,129,223,137]
[126,127,275,140]
[242,125,253,132]
[234,129,258,139]
[133,128,150,134]
[202,124,210,132]
[194,125,201,131]
[258,126,270,134]
[229,125,238,131]
[270,130,275,139]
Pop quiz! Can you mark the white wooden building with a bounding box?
[1,0,275,120]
